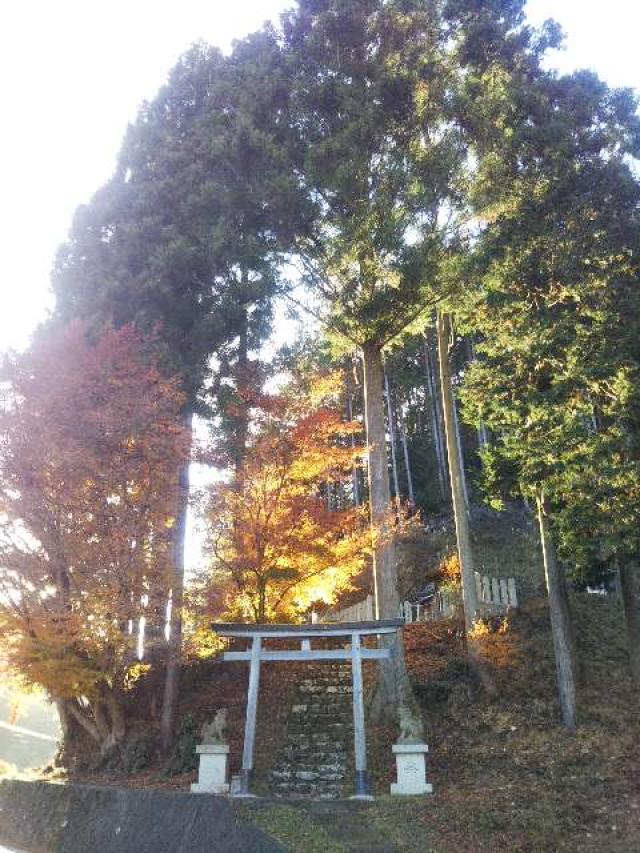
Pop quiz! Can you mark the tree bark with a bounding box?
[56,699,70,743]
[467,338,490,453]
[619,560,640,684]
[63,695,125,755]
[423,331,448,499]
[436,312,477,631]
[160,408,192,752]
[451,390,470,512]
[398,401,415,509]
[347,391,361,506]
[362,341,422,733]
[64,699,101,744]
[536,492,577,731]
[105,691,126,746]
[383,365,401,508]
[233,301,250,482]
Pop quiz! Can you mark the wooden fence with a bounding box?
[475,571,518,613]
[324,594,375,623]
[401,591,455,624]
[402,573,518,624]
[326,573,517,625]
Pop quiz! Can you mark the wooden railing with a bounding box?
[401,591,455,623]
[475,571,518,612]
[324,594,375,623]
[326,573,518,626]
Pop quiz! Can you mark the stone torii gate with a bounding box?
[212,619,404,798]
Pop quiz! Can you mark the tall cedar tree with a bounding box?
[460,68,640,720]
[0,323,188,755]
[280,0,461,720]
[279,0,557,717]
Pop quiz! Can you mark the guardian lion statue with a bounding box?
[200,708,228,745]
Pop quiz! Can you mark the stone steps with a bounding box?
[268,663,354,799]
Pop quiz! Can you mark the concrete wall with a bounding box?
[0,781,284,853]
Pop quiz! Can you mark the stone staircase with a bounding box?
[269,662,353,798]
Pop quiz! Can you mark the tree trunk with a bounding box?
[56,699,70,742]
[619,560,640,683]
[384,365,401,508]
[398,401,415,509]
[467,338,490,453]
[160,408,192,752]
[436,313,477,631]
[451,376,470,512]
[536,492,577,731]
[233,301,250,482]
[105,691,126,746]
[143,588,169,665]
[423,331,448,499]
[257,580,267,624]
[362,341,422,733]
[64,699,101,744]
[345,366,361,507]
[63,695,126,755]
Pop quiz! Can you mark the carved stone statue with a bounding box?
[397,704,423,745]
[200,708,228,745]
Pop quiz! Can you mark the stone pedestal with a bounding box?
[390,743,432,796]
[191,744,230,794]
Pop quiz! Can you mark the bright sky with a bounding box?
[0,0,638,357]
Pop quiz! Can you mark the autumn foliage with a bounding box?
[201,389,369,624]
[0,323,188,752]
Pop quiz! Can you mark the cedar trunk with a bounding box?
[399,404,415,508]
[362,341,421,729]
[384,365,401,507]
[345,373,361,507]
[423,331,448,498]
[436,312,477,631]
[619,560,640,683]
[160,409,192,751]
[233,301,250,481]
[536,492,577,731]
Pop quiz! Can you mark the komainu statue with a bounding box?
[200,708,228,744]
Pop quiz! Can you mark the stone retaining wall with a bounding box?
[0,780,284,853]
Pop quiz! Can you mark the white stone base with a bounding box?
[390,743,433,796]
[191,743,230,794]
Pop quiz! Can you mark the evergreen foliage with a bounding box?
[3,0,639,752]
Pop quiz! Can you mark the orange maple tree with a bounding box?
[0,322,188,754]
[201,388,369,624]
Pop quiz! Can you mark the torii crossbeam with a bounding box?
[212,619,403,798]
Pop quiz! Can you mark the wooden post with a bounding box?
[508,577,518,608]
[482,575,491,605]
[351,632,369,797]
[366,595,374,620]
[240,635,262,795]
